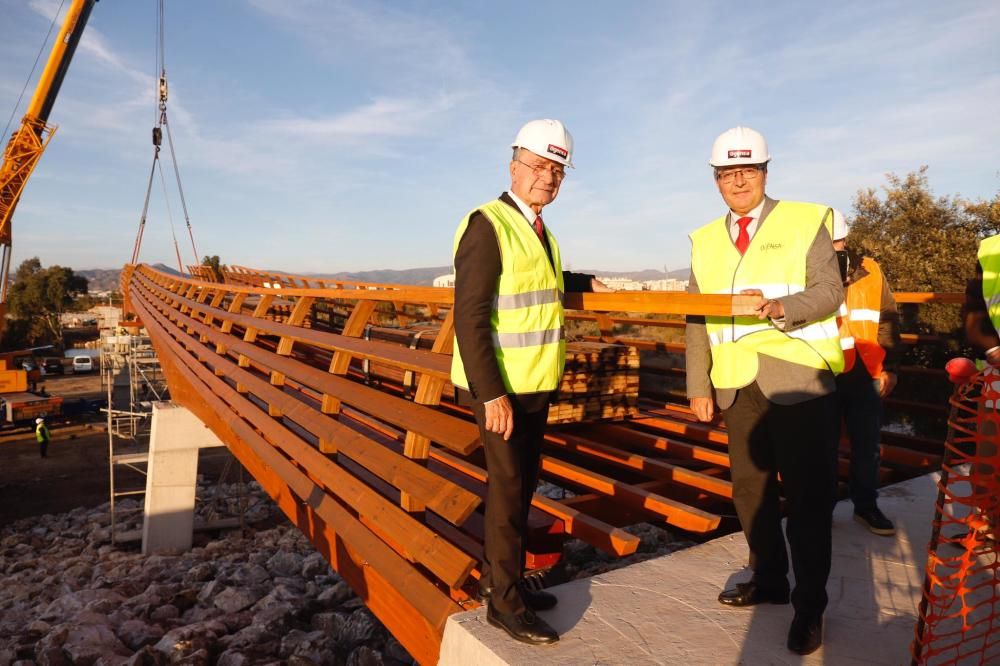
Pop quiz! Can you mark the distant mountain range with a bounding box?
[77,265,689,290]
[78,264,179,292]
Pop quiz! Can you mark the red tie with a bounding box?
[533,215,545,242]
[735,216,753,255]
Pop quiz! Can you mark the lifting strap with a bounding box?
[130,0,199,270]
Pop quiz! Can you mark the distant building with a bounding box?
[89,305,122,330]
[597,277,645,291]
[643,278,688,291]
[433,274,455,288]
[60,311,95,327]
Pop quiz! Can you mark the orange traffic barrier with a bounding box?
[911,360,1000,665]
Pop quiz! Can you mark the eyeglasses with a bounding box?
[716,166,763,184]
[516,159,566,180]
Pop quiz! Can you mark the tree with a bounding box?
[848,167,1000,335]
[848,168,1000,436]
[201,255,222,281]
[4,257,89,348]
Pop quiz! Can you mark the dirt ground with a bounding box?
[0,428,238,527]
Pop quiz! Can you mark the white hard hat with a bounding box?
[35,417,44,424]
[709,126,771,167]
[511,119,574,168]
[831,208,849,241]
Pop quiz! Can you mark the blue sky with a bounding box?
[1,0,997,274]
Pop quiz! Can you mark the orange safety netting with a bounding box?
[912,368,1000,665]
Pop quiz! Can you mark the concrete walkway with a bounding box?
[440,472,941,665]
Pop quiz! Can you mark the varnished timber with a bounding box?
[543,431,733,499]
[136,269,453,379]
[429,447,641,556]
[131,284,477,588]
[131,278,481,522]
[128,293,458,665]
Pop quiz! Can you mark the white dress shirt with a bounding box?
[728,200,766,242]
[507,190,540,225]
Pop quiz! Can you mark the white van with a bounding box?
[72,356,93,373]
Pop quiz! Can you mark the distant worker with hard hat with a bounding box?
[829,209,902,536]
[35,417,51,458]
[451,119,611,645]
[685,126,844,655]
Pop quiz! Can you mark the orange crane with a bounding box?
[0,0,98,338]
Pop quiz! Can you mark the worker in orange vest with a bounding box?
[832,210,902,535]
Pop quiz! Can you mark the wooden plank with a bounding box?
[564,291,759,316]
[630,412,732,447]
[543,431,733,499]
[323,300,377,415]
[402,310,456,512]
[428,447,640,556]
[133,270,452,378]
[131,279,481,525]
[583,423,731,467]
[141,263,456,304]
[537,454,721,532]
[134,291,477,589]
[129,295,459,665]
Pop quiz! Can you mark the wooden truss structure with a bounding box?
[121,263,947,664]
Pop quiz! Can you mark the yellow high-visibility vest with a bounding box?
[690,201,844,390]
[979,234,1000,336]
[450,199,566,395]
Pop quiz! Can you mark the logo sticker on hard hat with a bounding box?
[728,149,752,159]
[547,144,568,159]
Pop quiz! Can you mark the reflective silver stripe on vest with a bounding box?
[491,327,565,348]
[987,293,1000,310]
[848,308,880,323]
[493,288,564,310]
[708,318,838,346]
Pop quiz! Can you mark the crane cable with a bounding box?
[156,156,184,273]
[130,0,199,270]
[1,0,67,143]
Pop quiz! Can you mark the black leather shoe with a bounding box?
[479,585,559,611]
[787,613,823,655]
[486,605,559,645]
[522,587,558,611]
[717,581,790,607]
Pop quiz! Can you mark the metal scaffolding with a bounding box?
[100,327,248,545]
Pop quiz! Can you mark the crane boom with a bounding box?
[0,0,97,339]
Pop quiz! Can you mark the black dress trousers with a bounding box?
[471,398,548,615]
[722,381,839,616]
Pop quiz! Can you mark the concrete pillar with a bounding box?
[142,401,225,555]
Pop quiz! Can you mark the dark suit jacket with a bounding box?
[454,192,593,412]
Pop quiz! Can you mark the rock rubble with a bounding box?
[0,482,413,666]
[0,478,693,665]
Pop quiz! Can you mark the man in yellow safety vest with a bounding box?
[685,126,844,656]
[451,119,610,645]
[962,234,1000,543]
[35,416,51,458]
[831,209,902,536]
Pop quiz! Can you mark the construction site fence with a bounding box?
[911,369,1000,665]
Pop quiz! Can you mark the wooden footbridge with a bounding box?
[121,262,959,664]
